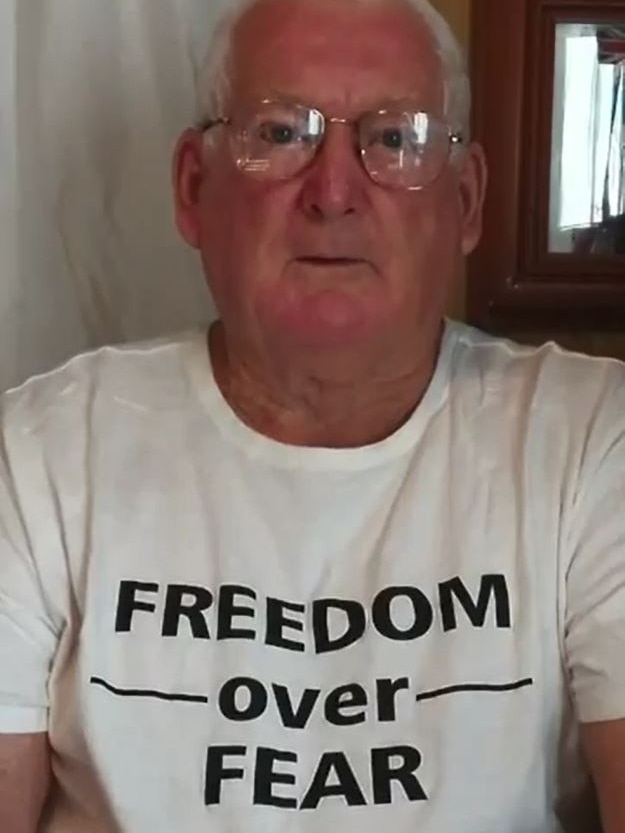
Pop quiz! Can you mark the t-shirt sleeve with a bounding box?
[564,376,625,724]
[0,431,62,734]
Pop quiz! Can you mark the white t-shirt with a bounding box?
[1,320,624,833]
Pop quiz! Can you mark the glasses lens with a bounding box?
[360,111,451,189]
[233,102,323,179]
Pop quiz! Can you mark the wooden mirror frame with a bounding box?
[468,0,625,332]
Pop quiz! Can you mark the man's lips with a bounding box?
[295,256,367,266]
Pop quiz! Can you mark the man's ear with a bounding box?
[172,128,206,250]
[457,141,488,256]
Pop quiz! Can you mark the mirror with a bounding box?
[469,0,625,333]
[550,23,625,254]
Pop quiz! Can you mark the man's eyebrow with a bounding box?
[239,89,303,104]
[241,90,433,112]
[375,97,432,110]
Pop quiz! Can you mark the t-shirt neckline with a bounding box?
[186,321,455,471]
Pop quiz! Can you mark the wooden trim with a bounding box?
[468,0,625,332]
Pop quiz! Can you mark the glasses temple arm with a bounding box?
[197,117,231,133]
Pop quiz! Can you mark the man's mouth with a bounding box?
[296,256,365,267]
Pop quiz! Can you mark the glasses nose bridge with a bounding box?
[317,114,364,162]
[324,114,359,137]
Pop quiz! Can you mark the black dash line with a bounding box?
[90,676,208,704]
[416,677,534,703]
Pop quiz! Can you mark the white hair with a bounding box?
[196,0,471,138]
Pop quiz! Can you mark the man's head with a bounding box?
[174,0,486,378]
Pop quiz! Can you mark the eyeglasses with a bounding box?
[199,99,464,191]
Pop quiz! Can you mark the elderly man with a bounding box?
[1,0,624,831]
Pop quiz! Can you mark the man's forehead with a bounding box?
[232,89,441,120]
[230,0,445,113]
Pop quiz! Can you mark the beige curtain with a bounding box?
[2,0,223,391]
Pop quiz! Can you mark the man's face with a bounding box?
[175,0,486,366]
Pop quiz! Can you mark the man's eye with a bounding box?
[377,128,406,150]
[258,122,298,145]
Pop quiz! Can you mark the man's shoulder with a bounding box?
[447,319,625,398]
[1,330,206,433]
[445,320,625,451]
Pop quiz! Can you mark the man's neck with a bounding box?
[208,323,443,449]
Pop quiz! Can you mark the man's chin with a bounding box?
[263,290,389,352]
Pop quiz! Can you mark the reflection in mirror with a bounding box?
[550,23,625,254]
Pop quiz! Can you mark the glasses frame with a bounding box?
[198,99,464,191]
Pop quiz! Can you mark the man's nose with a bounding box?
[298,124,368,221]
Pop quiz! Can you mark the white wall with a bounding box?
[1,0,19,386]
[2,0,223,391]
